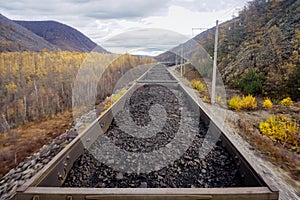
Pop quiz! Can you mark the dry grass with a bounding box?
[237,111,300,181]
[0,111,73,178]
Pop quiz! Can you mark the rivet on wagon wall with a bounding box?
[58,172,63,180]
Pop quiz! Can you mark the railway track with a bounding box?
[16,64,279,200]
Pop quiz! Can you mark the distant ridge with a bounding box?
[14,20,108,53]
[0,14,108,53]
[0,14,57,52]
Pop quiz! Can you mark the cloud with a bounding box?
[0,0,249,55]
[84,0,170,19]
[141,6,224,36]
[0,0,173,40]
[170,0,247,12]
[0,0,171,19]
[101,28,189,55]
[0,0,248,30]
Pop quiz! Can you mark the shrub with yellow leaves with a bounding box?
[111,88,127,103]
[101,89,127,115]
[191,80,206,94]
[241,94,257,110]
[228,94,257,111]
[203,95,210,103]
[280,97,293,107]
[262,98,273,109]
[259,115,299,150]
[103,101,112,110]
[228,96,242,110]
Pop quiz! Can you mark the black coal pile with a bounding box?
[63,84,244,188]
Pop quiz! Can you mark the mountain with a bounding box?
[157,0,300,100]
[14,20,108,53]
[0,14,108,53]
[0,14,57,52]
[155,27,215,63]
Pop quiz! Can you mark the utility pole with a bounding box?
[183,50,186,75]
[180,45,183,77]
[211,20,219,104]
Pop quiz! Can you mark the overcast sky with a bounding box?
[0,0,249,55]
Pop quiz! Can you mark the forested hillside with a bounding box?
[158,0,300,100]
[0,51,155,132]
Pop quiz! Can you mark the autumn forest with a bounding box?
[0,51,155,132]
